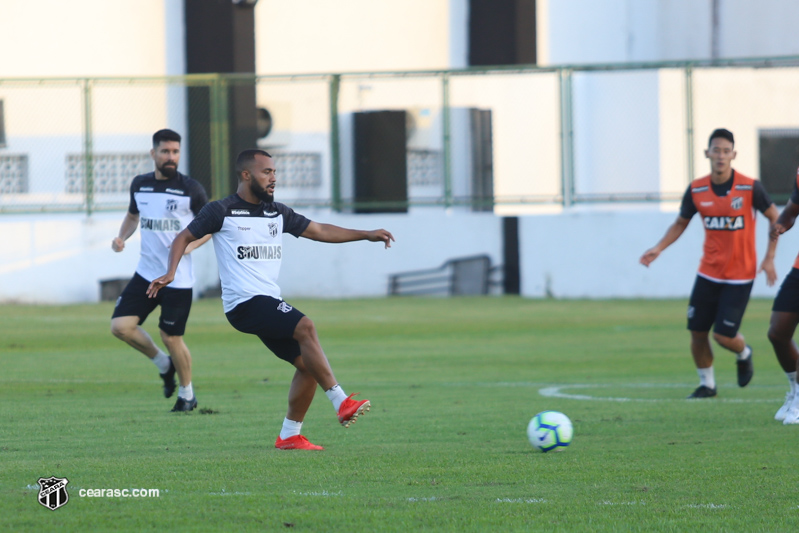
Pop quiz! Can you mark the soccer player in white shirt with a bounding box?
[147,149,394,449]
[111,129,210,412]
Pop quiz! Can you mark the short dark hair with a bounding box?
[152,129,181,147]
[708,128,734,147]
[235,149,272,177]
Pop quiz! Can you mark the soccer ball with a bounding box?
[527,411,573,452]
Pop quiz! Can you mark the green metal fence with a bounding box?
[2,55,799,215]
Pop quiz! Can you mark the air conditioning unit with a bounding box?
[256,102,292,148]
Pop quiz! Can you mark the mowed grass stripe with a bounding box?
[1,297,798,532]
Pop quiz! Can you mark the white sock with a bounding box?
[178,383,194,400]
[697,366,716,389]
[787,372,798,394]
[280,418,303,440]
[152,350,171,374]
[736,345,752,361]
[325,384,347,412]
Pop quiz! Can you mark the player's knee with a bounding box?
[160,331,184,350]
[111,320,132,340]
[712,331,731,345]
[768,325,788,345]
[293,317,316,343]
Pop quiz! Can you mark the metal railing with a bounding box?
[1,55,798,214]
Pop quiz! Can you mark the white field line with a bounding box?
[686,503,729,509]
[538,383,780,403]
[293,490,343,497]
[496,498,547,503]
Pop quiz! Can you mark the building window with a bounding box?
[759,129,799,204]
[65,153,151,194]
[269,152,322,188]
[0,154,28,193]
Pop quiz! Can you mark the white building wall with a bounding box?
[538,0,799,65]
[0,0,184,78]
[0,209,502,303]
[519,205,798,299]
[3,206,796,303]
[254,0,468,74]
[4,1,799,303]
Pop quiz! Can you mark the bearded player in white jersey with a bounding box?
[111,129,210,412]
[147,149,394,450]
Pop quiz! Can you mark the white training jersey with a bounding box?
[128,172,208,288]
[187,194,311,312]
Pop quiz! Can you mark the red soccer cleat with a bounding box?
[275,435,324,451]
[337,393,371,428]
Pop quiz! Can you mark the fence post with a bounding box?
[559,68,574,207]
[82,78,94,215]
[329,74,341,211]
[685,64,695,184]
[442,72,452,208]
[209,75,230,200]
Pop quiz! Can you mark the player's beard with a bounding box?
[158,162,178,179]
[250,180,274,203]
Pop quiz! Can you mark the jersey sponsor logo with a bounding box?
[265,211,277,216]
[734,184,752,190]
[277,301,293,313]
[700,201,714,206]
[237,226,251,231]
[231,209,250,215]
[141,218,182,232]
[692,186,709,193]
[140,187,154,192]
[166,188,184,195]
[166,198,178,212]
[703,215,744,231]
[730,196,743,210]
[236,244,282,261]
[269,222,278,238]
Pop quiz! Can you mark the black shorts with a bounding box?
[772,268,799,314]
[687,275,753,337]
[225,295,306,364]
[111,272,193,336]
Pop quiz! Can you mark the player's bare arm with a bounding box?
[183,234,212,255]
[111,212,140,252]
[640,215,691,267]
[301,221,395,249]
[771,200,799,240]
[759,204,780,286]
[147,229,199,298]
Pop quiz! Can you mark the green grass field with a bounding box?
[2,297,798,531]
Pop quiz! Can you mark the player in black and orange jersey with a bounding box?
[640,129,779,399]
[767,166,799,423]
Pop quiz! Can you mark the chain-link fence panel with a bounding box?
[255,76,331,208]
[0,80,85,213]
[338,75,442,212]
[88,80,182,211]
[450,70,561,214]
[4,60,799,215]
[692,65,799,204]
[570,68,689,203]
